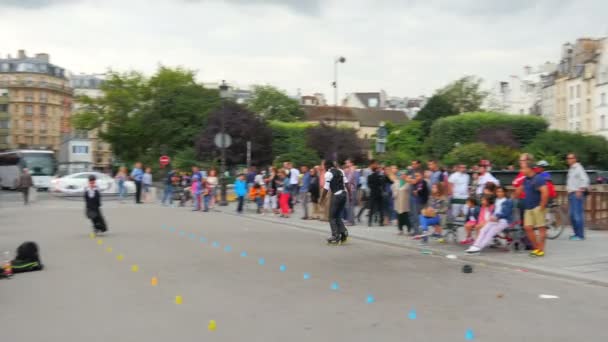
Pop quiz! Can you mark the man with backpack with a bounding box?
[320,160,349,244]
[534,161,557,201]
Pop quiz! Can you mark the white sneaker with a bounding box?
[465,246,481,254]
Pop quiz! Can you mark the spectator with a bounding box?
[459,197,480,245]
[115,166,128,202]
[409,170,428,235]
[246,167,257,190]
[427,160,443,186]
[448,164,470,218]
[207,170,219,209]
[475,165,499,198]
[16,168,33,205]
[264,167,279,215]
[142,167,153,203]
[162,167,176,206]
[234,174,247,214]
[566,153,590,241]
[344,160,358,226]
[522,163,549,257]
[466,186,514,254]
[395,171,411,235]
[288,162,300,208]
[309,167,321,219]
[131,162,144,204]
[249,183,266,214]
[277,169,291,218]
[300,166,311,219]
[367,160,392,227]
[416,183,447,244]
[201,177,212,212]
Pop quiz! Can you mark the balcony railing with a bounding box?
[0,80,73,95]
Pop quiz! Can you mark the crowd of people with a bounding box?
[92,152,591,256]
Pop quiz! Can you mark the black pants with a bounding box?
[87,208,107,232]
[398,212,411,232]
[135,181,142,203]
[368,196,384,226]
[237,196,244,213]
[20,188,29,205]
[329,192,347,237]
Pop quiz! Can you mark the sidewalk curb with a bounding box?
[220,209,608,288]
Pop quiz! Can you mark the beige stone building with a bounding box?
[0,50,72,152]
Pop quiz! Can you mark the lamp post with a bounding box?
[218,80,230,206]
[332,56,346,124]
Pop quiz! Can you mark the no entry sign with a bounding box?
[159,155,170,166]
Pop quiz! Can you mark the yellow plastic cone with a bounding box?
[116,254,124,261]
[175,295,183,305]
[151,277,158,286]
[96,239,103,245]
[89,232,95,239]
[106,247,112,253]
[208,320,217,331]
[131,265,139,272]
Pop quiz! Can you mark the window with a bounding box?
[576,85,581,98]
[40,137,47,145]
[40,105,47,116]
[0,136,8,144]
[576,122,581,131]
[0,104,7,112]
[586,99,591,113]
[576,103,581,117]
[569,104,574,118]
[368,98,378,107]
[570,86,574,99]
[25,91,34,101]
[72,146,89,154]
[602,93,606,106]
[25,121,33,129]
[0,119,9,128]
[602,116,606,130]
[40,121,47,130]
[40,92,47,102]
[25,105,33,115]
[25,136,33,145]
[0,63,9,72]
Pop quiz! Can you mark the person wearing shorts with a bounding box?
[522,163,549,257]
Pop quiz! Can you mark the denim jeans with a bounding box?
[162,184,173,205]
[419,215,441,233]
[203,194,210,211]
[118,180,126,199]
[568,192,585,238]
[237,196,245,213]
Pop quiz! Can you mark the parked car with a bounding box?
[51,172,136,194]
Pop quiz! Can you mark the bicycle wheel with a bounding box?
[546,206,565,240]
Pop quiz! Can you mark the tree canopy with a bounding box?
[436,76,487,113]
[247,85,304,122]
[71,66,221,164]
[413,95,458,135]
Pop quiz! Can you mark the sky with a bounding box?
[1,0,608,102]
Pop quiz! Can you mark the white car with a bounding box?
[51,172,136,194]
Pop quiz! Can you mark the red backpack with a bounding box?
[546,180,557,199]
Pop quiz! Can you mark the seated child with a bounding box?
[249,183,266,214]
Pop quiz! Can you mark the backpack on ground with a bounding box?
[11,241,44,273]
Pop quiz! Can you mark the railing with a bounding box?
[554,186,608,230]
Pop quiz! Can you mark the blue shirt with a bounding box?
[430,170,442,186]
[300,172,311,193]
[234,179,247,197]
[131,168,144,182]
[523,174,546,210]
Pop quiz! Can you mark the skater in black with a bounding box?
[85,175,108,235]
[319,160,349,244]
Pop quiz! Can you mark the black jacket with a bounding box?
[368,171,392,198]
[84,188,101,210]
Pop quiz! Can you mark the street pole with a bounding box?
[219,81,229,206]
[333,56,346,125]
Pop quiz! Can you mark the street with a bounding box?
[1,193,607,342]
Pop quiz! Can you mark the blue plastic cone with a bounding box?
[240,251,248,257]
[200,237,207,243]
[366,295,375,304]
[258,258,265,265]
[331,282,339,291]
[224,245,232,252]
[279,264,286,272]
[212,241,219,248]
[465,329,474,340]
[303,273,311,280]
[408,310,417,320]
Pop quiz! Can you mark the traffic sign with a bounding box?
[214,133,232,148]
[159,155,170,166]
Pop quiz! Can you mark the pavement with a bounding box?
[1,192,608,341]
[215,201,608,287]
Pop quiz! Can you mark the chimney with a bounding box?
[35,53,50,63]
[18,49,26,59]
[524,65,532,75]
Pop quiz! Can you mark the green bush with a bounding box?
[525,130,608,169]
[428,112,548,157]
[269,121,320,167]
[443,143,520,169]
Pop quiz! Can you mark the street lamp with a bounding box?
[218,80,230,206]
[332,56,346,124]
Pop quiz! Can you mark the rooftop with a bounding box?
[0,50,67,79]
[302,105,408,127]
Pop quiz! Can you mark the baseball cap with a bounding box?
[536,160,549,167]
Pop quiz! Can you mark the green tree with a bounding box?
[443,143,520,169]
[269,121,320,167]
[413,95,457,135]
[71,67,221,164]
[247,85,304,122]
[436,76,487,113]
[525,130,608,169]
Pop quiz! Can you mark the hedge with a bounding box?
[525,130,608,169]
[428,112,548,157]
[268,121,320,167]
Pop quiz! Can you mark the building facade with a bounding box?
[0,50,73,152]
[596,38,608,139]
[70,74,112,172]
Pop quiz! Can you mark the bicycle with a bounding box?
[545,202,567,240]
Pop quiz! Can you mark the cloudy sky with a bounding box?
[1,0,607,101]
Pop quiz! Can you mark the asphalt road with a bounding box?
[1,195,607,341]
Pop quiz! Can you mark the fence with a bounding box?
[555,185,608,230]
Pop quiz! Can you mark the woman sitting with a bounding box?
[466,186,514,254]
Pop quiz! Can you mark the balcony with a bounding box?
[0,80,73,96]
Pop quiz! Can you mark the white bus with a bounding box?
[0,150,56,190]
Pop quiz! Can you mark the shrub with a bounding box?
[443,143,520,169]
[428,112,548,157]
[525,130,608,169]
